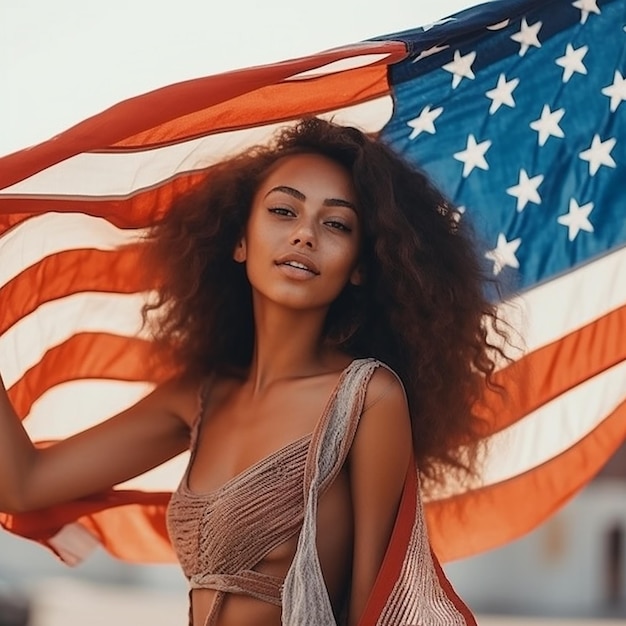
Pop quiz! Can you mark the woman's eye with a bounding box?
[268,207,295,217]
[325,220,352,233]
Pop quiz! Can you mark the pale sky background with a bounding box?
[0,0,485,157]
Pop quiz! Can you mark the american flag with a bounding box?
[1,0,625,565]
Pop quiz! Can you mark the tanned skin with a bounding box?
[0,153,412,626]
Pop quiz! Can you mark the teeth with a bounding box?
[285,261,310,271]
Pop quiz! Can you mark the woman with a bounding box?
[0,118,503,625]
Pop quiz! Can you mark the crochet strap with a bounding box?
[282,358,383,626]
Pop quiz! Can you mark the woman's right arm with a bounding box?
[0,374,196,513]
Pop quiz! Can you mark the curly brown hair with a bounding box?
[142,118,507,486]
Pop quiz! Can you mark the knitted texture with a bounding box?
[282,358,474,625]
[280,358,373,624]
[167,358,475,625]
[166,359,366,624]
[371,478,469,626]
[167,412,310,624]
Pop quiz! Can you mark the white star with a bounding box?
[412,44,450,63]
[506,169,544,212]
[422,18,455,31]
[453,134,492,178]
[485,73,519,114]
[529,105,565,146]
[485,234,522,275]
[487,19,510,31]
[602,71,626,112]
[555,43,588,83]
[510,18,542,56]
[443,50,476,89]
[579,134,617,175]
[407,105,444,140]
[572,0,601,24]
[557,198,594,241]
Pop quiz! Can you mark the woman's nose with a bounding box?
[290,222,316,248]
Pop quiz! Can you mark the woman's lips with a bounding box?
[274,253,320,275]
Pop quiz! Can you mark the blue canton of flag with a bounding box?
[380,0,626,297]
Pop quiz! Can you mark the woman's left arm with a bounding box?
[347,368,414,626]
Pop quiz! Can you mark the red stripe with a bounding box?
[0,170,208,226]
[8,333,171,419]
[480,305,626,434]
[112,66,393,151]
[78,497,175,562]
[0,491,175,564]
[0,247,149,335]
[0,42,404,190]
[426,399,626,562]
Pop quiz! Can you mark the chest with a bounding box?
[187,376,338,494]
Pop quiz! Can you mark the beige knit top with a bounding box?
[167,358,470,626]
[166,358,369,624]
[167,427,311,624]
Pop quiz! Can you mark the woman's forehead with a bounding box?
[256,152,356,201]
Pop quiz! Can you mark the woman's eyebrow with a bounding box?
[324,198,357,212]
[265,185,305,201]
[265,185,357,212]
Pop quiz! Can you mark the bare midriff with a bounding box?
[191,589,283,626]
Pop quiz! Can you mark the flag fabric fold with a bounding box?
[1,0,625,566]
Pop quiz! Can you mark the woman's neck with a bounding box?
[247,299,330,393]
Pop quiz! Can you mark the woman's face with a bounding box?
[236,152,362,313]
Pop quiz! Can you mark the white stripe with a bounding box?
[286,53,391,80]
[0,291,151,387]
[433,360,626,498]
[1,133,238,197]
[48,523,100,566]
[495,245,626,359]
[317,96,393,130]
[25,379,153,437]
[0,212,144,289]
[483,360,626,484]
[0,98,392,197]
[116,453,189,492]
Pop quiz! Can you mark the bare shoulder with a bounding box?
[351,364,412,460]
[154,370,245,429]
[362,364,408,415]
[140,374,206,429]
